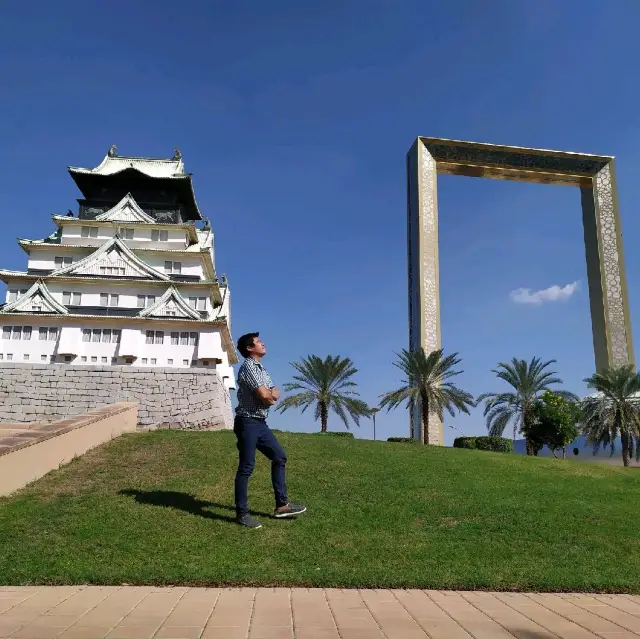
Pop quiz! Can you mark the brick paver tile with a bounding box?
[331,630,385,639]
[0,620,24,639]
[5,587,82,613]
[359,590,428,639]
[249,589,292,629]
[205,589,254,629]
[70,588,150,630]
[594,595,640,617]
[126,589,187,618]
[161,588,219,628]
[248,627,294,639]
[57,625,113,639]
[44,588,114,619]
[291,589,336,629]
[0,587,83,631]
[391,589,473,639]
[426,590,518,639]
[10,614,80,638]
[460,591,559,638]
[494,592,601,638]
[293,628,341,639]
[325,590,383,637]
[562,595,640,634]
[0,599,33,616]
[527,592,636,636]
[154,625,204,638]
[105,625,160,639]
[201,626,248,639]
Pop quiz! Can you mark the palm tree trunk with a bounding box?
[621,431,630,467]
[421,392,429,445]
[320,401,328,433]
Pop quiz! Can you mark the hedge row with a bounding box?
[453,436,513,453]
[313,431,355,438]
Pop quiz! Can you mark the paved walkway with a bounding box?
[2,587,640,639]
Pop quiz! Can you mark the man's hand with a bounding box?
[255,386,278,406]
[270,387,281,401]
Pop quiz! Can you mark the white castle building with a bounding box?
[0,146,237,393]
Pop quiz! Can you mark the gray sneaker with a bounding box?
[237,514,262,529]
[274,503,307,519]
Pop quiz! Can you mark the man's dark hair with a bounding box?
[237,332,259,358]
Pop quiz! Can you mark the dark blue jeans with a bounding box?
[234,416,288,517]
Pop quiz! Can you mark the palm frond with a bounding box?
[277,354,370,432]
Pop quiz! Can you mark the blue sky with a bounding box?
[0,0,639,443]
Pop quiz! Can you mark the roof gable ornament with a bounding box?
[95,193,155,224]
[108,144,118,157]
[1,280,68,315]
[139,285,202,320]
[51,236,170,281]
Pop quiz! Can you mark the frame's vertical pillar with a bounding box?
[407,139,443,444]
[581,160,635,372]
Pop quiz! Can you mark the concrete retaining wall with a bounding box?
[0,363,233,429]
[0,402,138,496]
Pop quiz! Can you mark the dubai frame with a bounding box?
[406,137,635,445]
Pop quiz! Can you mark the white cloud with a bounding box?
[509,281,580,306]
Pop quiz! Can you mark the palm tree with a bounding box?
[378,348,475,445]
[478,357,577,446]
[276,355,372,433]
[581,365,640,467]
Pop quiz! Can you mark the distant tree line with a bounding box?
[275,350,640,467]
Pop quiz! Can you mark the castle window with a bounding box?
[100,293,119,307]
[63,291,82,305]
[164,261,182,275]
[81,226,98,238]
[152,230,169,242]
[54,256,72,268]
[188,297,206,311]
[137,294,155,308]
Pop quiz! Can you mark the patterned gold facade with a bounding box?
[407,137,634,445]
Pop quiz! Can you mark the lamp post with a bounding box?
[371,408,381,441]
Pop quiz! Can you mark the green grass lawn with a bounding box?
[1,430,640,592]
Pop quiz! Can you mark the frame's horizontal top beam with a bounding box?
[414,137,612,185]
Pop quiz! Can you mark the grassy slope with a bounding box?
[0,430,639,592]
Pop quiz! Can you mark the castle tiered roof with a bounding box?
[67,146,203,221]
[68,146,185,178]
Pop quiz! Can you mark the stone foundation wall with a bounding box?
[0,364,233,430]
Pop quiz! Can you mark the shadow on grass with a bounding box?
[119,489,273,523]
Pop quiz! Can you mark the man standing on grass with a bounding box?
[234,332,307,529]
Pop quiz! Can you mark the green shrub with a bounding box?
[453,436,513,453]
[387,437,419,444]
[314,431,355,438]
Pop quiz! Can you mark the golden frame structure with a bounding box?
[406,137,634,445]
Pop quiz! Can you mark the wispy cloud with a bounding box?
[509,281,580,306]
